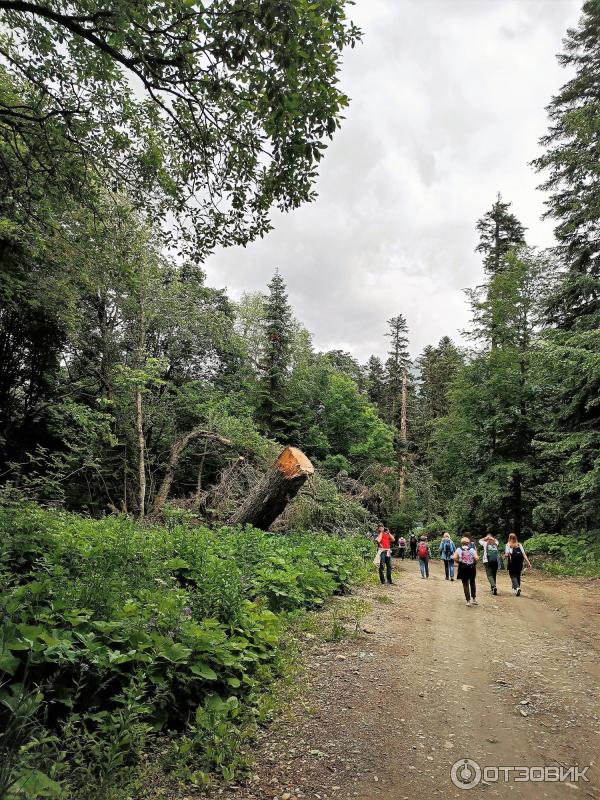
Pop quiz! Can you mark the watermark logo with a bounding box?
[451,759,482,789]
[450,759,589,789]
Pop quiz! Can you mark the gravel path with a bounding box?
[210,559,600,800]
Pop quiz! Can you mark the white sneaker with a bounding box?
[465,600,471,606]
[471,599,478,605]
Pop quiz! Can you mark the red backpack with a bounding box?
[417,541,428,558]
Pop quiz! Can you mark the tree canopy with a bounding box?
[0,0,361,254]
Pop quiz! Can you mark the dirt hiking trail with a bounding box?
[211,559,600,800]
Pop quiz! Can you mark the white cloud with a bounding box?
[204,0,582,362]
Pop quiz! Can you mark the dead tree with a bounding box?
[152,429,235,514]
[228,446,314,530]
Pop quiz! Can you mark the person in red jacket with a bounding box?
[375,523,395,585]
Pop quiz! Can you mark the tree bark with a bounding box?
[152,428,235,514]
[398,368,409,502]
[228,446,314,530]
[135,388,146,520]
[135,260,147,521]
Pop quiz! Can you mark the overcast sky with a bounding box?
[205,0,582,363]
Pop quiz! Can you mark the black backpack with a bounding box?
[510,546,524,569]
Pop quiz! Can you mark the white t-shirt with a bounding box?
[479,538,499,564]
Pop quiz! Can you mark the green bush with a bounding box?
[524,532,600,576]
[0,503,368,798]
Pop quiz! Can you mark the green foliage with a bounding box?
[320,372,396,472]
[524,533,600,577]
[0,503,368,796]
[387,489,421,534]
[282,474,373,535]
[0,2,361,255]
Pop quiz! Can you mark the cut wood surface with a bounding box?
[228,446,314,530]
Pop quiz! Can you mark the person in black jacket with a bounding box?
[409,533,418,559]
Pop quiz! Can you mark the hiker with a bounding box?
[373,523,395,585]
[438,532,456,580]
[397,534,407,559]
[479,534,500,595]
[417,535,432,579]
[453,535,479,606]
[409,533,418,559]
[505,533,531,596]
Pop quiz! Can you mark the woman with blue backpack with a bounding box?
[439,532,456,580]
[452,536,479,606]
[479,534,500,595]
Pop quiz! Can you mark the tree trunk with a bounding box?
[152,429,235,514]
[136,389,146,520]
[398,368,409,502]
[228,446,314,530]
[513,470,522,537]
[193,440,210,508]
[135,259,147,521]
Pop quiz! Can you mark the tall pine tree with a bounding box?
[364,355,386,415]
[532,0,600,530]
[384,315,411,426]
[476,193,527,276]
[384,314,411,502]
[256,270,293,439]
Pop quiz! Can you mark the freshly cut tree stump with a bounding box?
[228,446,314,530]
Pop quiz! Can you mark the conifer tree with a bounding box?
[256,270,293,439]
[384,315,411,501]
[476,193,526,276]
[384,315,411,426]
[531,0,600,529]
[365,355,387,414]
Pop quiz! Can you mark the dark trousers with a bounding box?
[398,547,405,559]
[485,561,498,589]
[460,565,476,601]
[379,551,392,584]
[410,545,417,559]
[509,567,522,589]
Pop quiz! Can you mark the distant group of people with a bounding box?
[371,524,532,605]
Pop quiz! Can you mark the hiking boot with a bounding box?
[516,587,521,596]
[445,576,449,581]
[450,577,454,581]
[493,586,498,595]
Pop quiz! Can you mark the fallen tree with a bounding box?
[228,446,314,530]
[152,428,237,515]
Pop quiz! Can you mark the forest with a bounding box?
[1,1,599,798]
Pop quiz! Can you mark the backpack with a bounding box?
[417,541,428,559]
[458,546,475,566]
[509,545,524,569]
[443,539,453,558]
[399,537,406,547]
[486,543,498,563]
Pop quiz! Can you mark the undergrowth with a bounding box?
[0,503,370,799]
[524,533,600,577]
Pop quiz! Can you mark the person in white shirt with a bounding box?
[479,534,500,595]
